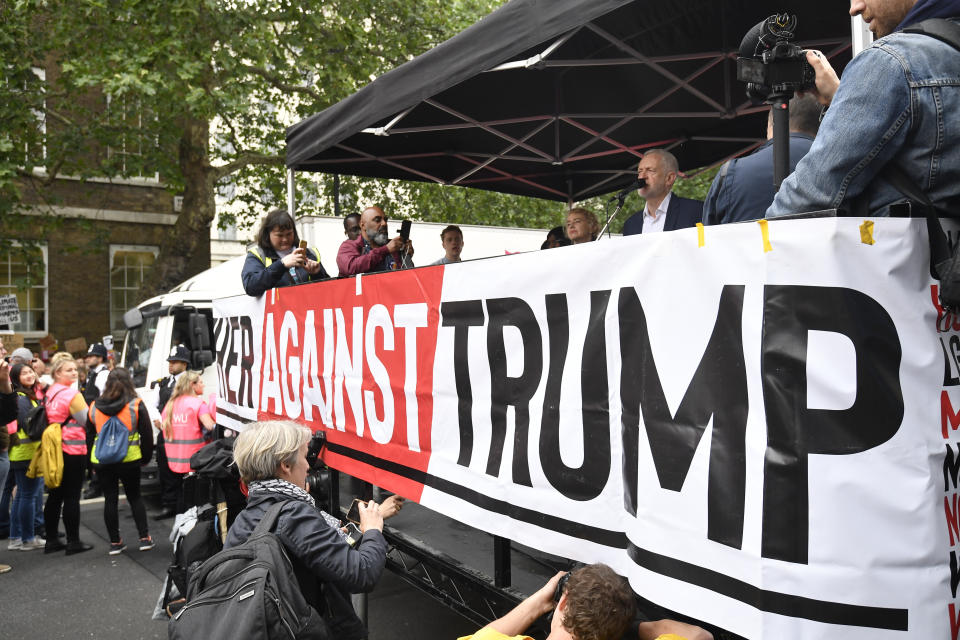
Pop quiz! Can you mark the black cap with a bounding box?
[167,344,191,363]
[87,343,108,359]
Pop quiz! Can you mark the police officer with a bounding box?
[81,343,109,404]
[151,344,191,520]
[81,343,110,499]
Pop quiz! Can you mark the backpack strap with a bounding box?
[252,501,289,537]
[46,387,67,409]
[717,158,732,186]
[902,18,960,50]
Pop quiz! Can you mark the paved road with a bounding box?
[0,494,480,639]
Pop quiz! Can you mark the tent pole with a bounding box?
[286,168,296,217]
[334,174,341,217]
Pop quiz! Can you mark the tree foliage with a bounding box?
[3,0,719,296]
[301,165,719,236]
[3,0,504,294]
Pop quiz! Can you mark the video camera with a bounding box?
[736,13,815,103]
[304,430,332,511]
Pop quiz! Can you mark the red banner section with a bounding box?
[256,268,444,501]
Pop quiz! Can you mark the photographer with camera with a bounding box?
[765,0,960,219]
[337,205,415,276]
[458,563,712,640]
[226,420,403,640]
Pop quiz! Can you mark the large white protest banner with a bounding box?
[213,217,955,638]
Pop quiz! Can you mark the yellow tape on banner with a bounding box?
[757,219,773,253]
[860,220,875,245]
[696,222,705,247]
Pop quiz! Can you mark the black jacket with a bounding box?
[225,492,387,639]
[0,391,16,429]
[87,395,155,463]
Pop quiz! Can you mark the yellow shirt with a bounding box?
[458,629,686,640]
[458,629,532,640]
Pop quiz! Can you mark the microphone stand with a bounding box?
[598,190,630,240]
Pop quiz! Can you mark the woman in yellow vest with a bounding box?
[161,371,215,513]
[88,368,155,555]
[240,208,330,297]
[43,351,93,555]
[6,363,46,551]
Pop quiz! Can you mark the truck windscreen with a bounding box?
[122,314,160,388]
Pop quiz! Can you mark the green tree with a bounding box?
[4,0,502,295]
[323,165,720,236]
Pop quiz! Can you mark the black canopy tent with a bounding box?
[285,0,853,203]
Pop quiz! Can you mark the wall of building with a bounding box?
[3,177,209,351]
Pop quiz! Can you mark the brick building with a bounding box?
[1,176,211,353]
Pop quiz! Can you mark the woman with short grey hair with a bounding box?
[226,420,402,640]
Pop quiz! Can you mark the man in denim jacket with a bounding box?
[767,0,960,218]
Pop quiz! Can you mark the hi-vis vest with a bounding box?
[89,399,142,464]
[10,392,41,463]
[165,396,210,473]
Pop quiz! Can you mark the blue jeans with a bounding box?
[11,467,42,542]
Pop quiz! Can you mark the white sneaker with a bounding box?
[7,539,22,551]
[19,537,46,551]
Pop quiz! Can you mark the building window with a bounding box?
[105,94,159,182]
[0,244,48,335]
[110,245,159,334]
[6,66,46,168]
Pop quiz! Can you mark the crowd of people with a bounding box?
[0,338,159,572]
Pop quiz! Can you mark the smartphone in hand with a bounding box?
[346,498,364,524]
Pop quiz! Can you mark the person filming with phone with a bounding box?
[337,205,415,276]
[242,208,330,297]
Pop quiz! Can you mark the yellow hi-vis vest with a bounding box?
[10,392,41,463]
[88,398,142,464]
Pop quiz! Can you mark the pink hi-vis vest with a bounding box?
[163,395,212,473]
[45,384,87,456]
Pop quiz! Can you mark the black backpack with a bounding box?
[23,388,67,441]
[81,368,101,405]
[168,502,331,640]
[165,503,224,601]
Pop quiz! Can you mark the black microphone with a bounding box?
[611,178,646,200]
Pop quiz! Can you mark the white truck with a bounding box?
[118,256,245,396]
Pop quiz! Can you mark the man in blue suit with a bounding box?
[622,149,703,235]
[703,95,820,225]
